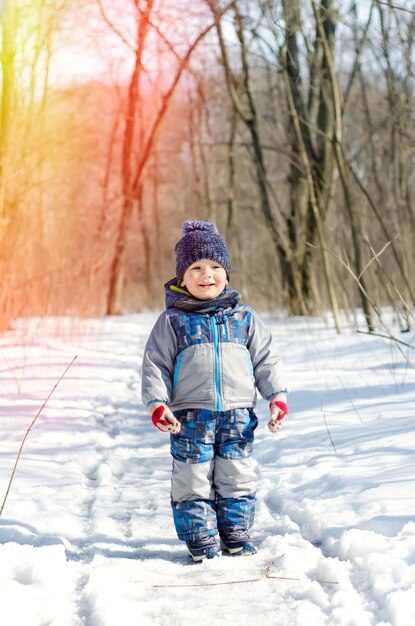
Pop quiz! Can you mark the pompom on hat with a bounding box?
[175,220,231,285]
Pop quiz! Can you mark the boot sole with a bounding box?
[220,540,257,556]
[188,548,221,561]
[188,552,207,562]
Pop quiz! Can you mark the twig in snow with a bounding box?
[356,329,414,351]
[153,561,338,588]
[0,355,78,517]
[321,401,338,456]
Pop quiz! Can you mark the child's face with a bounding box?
[181,259,228,300]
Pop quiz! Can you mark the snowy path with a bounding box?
[0,314,414,626]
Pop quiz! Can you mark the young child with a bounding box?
[141,220,289,561]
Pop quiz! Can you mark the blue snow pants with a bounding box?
[170,408,258,541]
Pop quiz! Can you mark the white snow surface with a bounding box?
[0,312,414,626]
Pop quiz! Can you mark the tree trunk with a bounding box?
[282,0,339,321]
[282,0,313,314]
[206,0,295,298]
[106,9,215,314]
[310,0,373,331]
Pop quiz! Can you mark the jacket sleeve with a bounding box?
[246,308,289,400]
[141,312,178,407]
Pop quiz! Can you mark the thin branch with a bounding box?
[199,141,301,169]
[148,18,202,86]
[364,236,415,327]
[340,142,415,304]
[306,242,415,367]
[342,3,374,111]
[356,329,414,350]
[153,561,338,588]
[373,0,415,16]
[0,356,78,517]
[131,17,220,194]
[358,238,395,279]
[95,0,136,51]
[321,401,338,455]
[205,0,254,123]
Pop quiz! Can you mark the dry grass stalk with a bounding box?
[0,355,78,517]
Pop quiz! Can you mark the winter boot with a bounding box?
[220,530,257,556]
[186,536,221,562]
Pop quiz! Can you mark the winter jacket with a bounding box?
[141,280,288,412]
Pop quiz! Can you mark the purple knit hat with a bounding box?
[175,220,231,285]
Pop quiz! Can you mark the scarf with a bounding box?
[164,277,240,314]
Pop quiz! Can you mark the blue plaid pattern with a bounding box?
[172,496,256,541]
[171,408,258,463]
[169,309,253,355]
[216,495,256,533]
[172,499,218,541]
[169,314,211,351]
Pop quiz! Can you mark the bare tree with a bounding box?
[102,0,217,314]
[206,0,296,306]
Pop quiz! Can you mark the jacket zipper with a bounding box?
[210,316,222,411]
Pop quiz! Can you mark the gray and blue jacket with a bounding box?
[141,279,288,412]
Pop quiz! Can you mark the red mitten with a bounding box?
[268,399,288,433]
[150,403,181,434]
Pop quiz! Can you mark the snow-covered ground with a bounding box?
[0,312,414,626]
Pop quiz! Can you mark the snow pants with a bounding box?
[170,408,258,541]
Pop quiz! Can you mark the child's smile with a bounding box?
[181,259,228,300]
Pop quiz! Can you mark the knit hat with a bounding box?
[175,220,231,285]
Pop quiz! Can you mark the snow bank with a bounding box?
[0,313,414,625]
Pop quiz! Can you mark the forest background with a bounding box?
[1,0,414,334]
